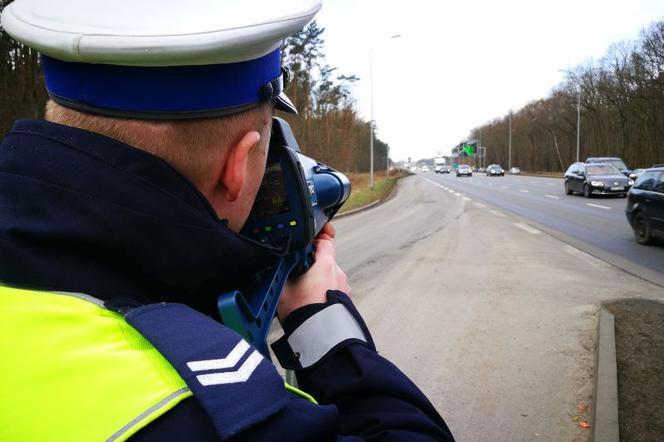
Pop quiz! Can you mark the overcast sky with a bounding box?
[314,0,664,162]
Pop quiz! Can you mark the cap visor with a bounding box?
[275,92,297,114]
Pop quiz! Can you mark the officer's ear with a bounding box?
[222,130,262,202]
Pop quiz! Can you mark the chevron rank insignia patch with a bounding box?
[187,341,263,386]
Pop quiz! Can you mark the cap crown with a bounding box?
[1,0,322,66]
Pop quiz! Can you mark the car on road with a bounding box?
[456,165,472,177]
[409,166,418,173]
[509,167,521,175]
[626,166,664,244]
[486,164,505,176]
[632,168,647,180]
[564,162,633,198]
[436,165,451,174]
[421,165,430,173]
[586,156,635,179]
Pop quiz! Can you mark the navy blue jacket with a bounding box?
[0,120,454,441]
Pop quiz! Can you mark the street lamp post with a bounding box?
[369,47,374,189]
[369,34,401,189]
[575,87,581,163]
[508,111,512,170]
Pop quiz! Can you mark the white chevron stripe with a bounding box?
[195,350,263,386]
[186,340,250,372]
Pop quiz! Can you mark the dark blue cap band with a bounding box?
[41,49,282,119]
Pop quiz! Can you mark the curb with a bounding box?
[335,199,382,218]
[592,307,620,442]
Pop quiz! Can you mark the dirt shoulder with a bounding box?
[605,299,664,442]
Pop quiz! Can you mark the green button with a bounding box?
[264,226,272,232]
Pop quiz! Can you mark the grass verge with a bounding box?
[338,169,410,214]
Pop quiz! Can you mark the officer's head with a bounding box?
[1,0,322,231]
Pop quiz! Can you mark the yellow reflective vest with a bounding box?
[0,285,192,442]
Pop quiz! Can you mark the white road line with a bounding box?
[514,222,541,234]
[474,202,487,208]
[462,197,472,201]
[490,210,506,218]
[587,203,611,210]
[519,189,529,193]
[454,192,461,196]
[447,190,454,194]
[545,195,560,199]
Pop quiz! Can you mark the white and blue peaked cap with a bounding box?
[1,0,322,118]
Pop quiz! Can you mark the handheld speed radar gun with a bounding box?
[218,117,351,357]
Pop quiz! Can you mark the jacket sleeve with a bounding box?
[271,291,455,441]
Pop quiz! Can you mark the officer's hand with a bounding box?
[277,223,350,322]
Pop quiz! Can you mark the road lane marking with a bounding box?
[490,210,506,218]
[514,222,541,234]
[587,203,611,210]
[519,189,529,193]
[462,197,472,201]
[454,192,461,196]
[447,190,454,194]
[474,202,487,208]
[545,195,560,199]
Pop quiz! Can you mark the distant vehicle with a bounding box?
[456,165,472,177]
[421,165,430,172]
[564,162,633,198]
[434,157,446,172]
[478,167,486,173]
[509,167,521,175]
[585,157,635,179]
[436,165,451,174]
[486,164,504,176]
[625,166,664,244]
[632,168,647,180]
[409,166,418,172]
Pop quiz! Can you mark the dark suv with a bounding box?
[564,162,633,198]
[585,156,635,179]
[626,166,664,244]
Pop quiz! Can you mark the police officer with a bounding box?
[0,0,454,440]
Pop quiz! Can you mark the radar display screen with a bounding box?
[253,161,291,219]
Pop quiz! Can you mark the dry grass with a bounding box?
[338,169,410,214]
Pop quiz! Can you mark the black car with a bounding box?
[564,162,633,197]
[585,156,635,180]
[486,164,504,176]
[626,166,664,244]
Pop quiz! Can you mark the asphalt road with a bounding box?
[423,172,664,286]
[326,176,661,442]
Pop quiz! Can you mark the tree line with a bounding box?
[0,0,387,173]
[471,19,664,172]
